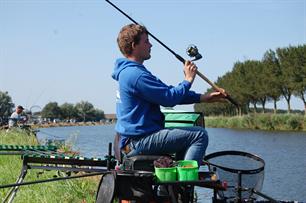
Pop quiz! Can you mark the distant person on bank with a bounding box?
[8,105,28,128]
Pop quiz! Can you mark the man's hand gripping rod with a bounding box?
[105,0,239,107]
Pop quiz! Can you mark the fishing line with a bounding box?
[38,129,62,139]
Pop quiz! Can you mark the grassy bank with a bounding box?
[205,114,305,131]
[0,130,100,203]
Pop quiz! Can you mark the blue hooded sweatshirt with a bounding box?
[112,58,201,148]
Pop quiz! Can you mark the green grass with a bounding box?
[205,113,305,131]
[0,130,101,203]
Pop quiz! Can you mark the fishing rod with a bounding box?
[0,172,105,189]
[105,0,239,107]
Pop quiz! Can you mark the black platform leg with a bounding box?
[107,142,112,170]
[167,185,178,203]
[3,161,28,203]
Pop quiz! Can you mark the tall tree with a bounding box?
[60,103,78,120]
[229,62,250,115]
[276,46,297,113]
[230,61,261,114]
[262,49,282,114]
[243,60,265,113]
[255,61,271,113]
[215,73,239,116]
[92,108,105,121]
[0,91,14,122]
[292,45,306,114]
[75,101,95,122]
[41,102,62,120]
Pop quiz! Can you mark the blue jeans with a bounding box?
[126,126,208,165]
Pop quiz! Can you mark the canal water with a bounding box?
[37,125,306,202]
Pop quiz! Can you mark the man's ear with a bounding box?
[131,42,136,50]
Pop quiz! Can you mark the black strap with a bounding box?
[113,133,122,163]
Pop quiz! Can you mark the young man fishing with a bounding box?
[112,24,226,165]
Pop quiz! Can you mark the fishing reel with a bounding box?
[186,44,202,61]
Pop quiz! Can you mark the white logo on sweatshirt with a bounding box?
[116,90,121,103]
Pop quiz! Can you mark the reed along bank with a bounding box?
[205,113,305,131]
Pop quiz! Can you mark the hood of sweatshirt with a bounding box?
[111,58,145,81]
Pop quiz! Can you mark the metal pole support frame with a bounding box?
[3,160,28,203]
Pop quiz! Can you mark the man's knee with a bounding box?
[197,128,209,146]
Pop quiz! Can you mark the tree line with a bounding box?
[195,44,306,116]
[0,91,105,123]
[40,101,105,122]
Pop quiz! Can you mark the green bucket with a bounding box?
[177,160,198,181]
[155,167,177,182]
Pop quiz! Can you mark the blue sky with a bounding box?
[1,0,305,113]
